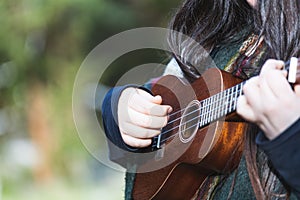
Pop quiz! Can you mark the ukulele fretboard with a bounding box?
[152,81,245,149]
[199,81,245,127]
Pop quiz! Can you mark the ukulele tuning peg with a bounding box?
[288,57,299,84]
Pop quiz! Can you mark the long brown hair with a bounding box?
[168,0,254,80]
[255,0,300,60]
[168,0,300,198]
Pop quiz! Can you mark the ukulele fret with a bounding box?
[211,94,216,122]
[216,93,221,120]
[152,79,246,149]
[198,82,245,128]
[199,99,206,127]
[204,97,209,125]
[138,68,259,200]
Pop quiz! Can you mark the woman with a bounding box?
[102,0,300,199]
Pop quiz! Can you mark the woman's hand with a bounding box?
[237,59,300,140]
[118,87,172,148]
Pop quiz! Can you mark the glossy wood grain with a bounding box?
[132,68,249,200]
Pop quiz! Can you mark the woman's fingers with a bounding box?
[237,95,256,122]
[118,87,171,147]
[129,89,172,116]
[126,106,168,129]
[260,59,285,75]
[120,122,161,139]
[237,59,300,140]
[261,68,294,100]
[121,134,152,148]
[241,76,262,111]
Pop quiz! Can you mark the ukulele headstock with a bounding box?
[286,57,300,85]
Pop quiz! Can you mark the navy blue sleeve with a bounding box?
[256,118,300,198]
[102,85,140,166]
[101,84,153,167]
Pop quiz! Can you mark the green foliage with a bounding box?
[0,0,181,199]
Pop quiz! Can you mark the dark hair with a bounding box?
[168,0,300,199]
[168,0,255,80]
[255,0,300,60]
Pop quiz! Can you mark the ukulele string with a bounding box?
[161,87,241,138]
[161,58,294,131]
[161,103,198,126]
[159,116,205,144]
[154,57,298,146]
[159,96,239,145]
[166,107,185,118]
[159,117,207,144]
[165,105,199,125]
[159,106,201,139]
[157,87,243,144]
[164,83,243,127]
[162,84,234,126]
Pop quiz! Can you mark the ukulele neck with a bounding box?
[152,57,300,150]
[152,81,245,150]
[198,82,244,127]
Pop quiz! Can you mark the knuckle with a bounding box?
[263,103,277,116]
[122,87,134,100]
[127,93,137,107]
[264,59,278,67]
[243,82,251,93]
[265,59,275,65]
[139,129,150,138]
[236,105,243,115]
[281,97,296,109]
[243,77,258,92]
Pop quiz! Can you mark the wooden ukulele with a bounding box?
[131,58,300,200]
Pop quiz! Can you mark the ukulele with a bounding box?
[131,58,300,200]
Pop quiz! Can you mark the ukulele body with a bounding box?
[132,68,249,200]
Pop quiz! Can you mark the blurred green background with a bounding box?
[0,0,181,199]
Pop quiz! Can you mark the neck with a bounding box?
[199,81,245,127]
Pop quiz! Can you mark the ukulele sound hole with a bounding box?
[179,100,201,143]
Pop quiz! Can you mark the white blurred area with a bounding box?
[1,133,125,200]
[0,70,125,199]
[0,106,125,200]
[3,139,39,168]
